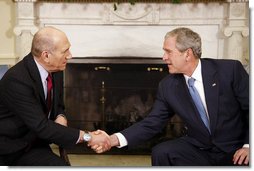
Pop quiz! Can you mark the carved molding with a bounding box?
[13,26,38,36]
[224,26,249,37]
[110,3,153,20]
[226,0,248,2]
[12,0,249,63]
[231,4,245,17]
[14,0,37,2]
[13,0,237,2]
[13,0,249,3]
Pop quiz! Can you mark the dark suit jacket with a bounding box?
[121,58,249,153]
[0,53,80,155]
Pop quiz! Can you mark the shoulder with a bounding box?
[201,58,245,71]
[1,54,34,85]
[201,58,248,82]
[159,73,183,89]
[202,58,242,65]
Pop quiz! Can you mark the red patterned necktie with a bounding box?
[46,73,53,115]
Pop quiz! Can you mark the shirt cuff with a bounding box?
[56,114,67,119]
[114,133,128,148]
[243,144,249,148]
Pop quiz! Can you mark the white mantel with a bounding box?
[13,0,249,66]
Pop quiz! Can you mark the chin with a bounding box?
[168,69,175,74]
[61,66,66,71]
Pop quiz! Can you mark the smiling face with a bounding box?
[162,36,188,74]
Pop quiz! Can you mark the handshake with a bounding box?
[85,130,119,153]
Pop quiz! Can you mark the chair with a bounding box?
[59,146,71,166]
[0,65,8,79]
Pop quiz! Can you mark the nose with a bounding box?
[66,51,72,60]
[162,52,168,61]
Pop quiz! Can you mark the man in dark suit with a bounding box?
[0,26,110,166]
[90,27,249,166]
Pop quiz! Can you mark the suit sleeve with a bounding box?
[2,75,80,148]
[233,60,249,144]
[120,81,174,147]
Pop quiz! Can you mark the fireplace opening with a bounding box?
[64,58,184,154]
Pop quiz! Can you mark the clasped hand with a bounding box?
[87,130,111,153]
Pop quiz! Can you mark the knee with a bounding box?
[152,143,166,158]
[152,141,175,157]
[151,141,174,166]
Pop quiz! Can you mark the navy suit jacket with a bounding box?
[121,58,249,153]
[0,53,80,155]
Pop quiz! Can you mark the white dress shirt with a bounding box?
[184,60,209,119]
[34,58,49,100]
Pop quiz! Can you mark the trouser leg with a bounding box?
[151,138,211,166]
[14,146,69,166]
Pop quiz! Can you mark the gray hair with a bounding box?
[165,27,202,58]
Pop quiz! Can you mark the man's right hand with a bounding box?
[88,131,120,153]
[87,130,111,153]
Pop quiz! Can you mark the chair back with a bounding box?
[0,65,8,80]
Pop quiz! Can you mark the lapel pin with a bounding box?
[212,83,216,87]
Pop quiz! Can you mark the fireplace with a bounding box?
[11,0,249,155]
[64,57,184,154]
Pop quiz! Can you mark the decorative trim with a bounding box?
[226,0,248,2]
[14,0,37,2]
[0,54,18,65]
[13,26,38,36]
[13,0,249,3]
[27,0,228,2]
[224,26,249,37]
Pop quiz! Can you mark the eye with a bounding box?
[166,50,171,55]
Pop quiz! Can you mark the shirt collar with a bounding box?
[184,59,203,83]
[33,57,49,82]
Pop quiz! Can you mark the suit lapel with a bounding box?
[24,54,47,108]
[174,75,205,125]
[201,59,219,135]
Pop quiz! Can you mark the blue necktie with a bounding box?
[188,77,210,133]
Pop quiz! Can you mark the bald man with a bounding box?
[0,27,110,166]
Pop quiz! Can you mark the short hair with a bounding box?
[31,27,58,57]
[165,27,202,58]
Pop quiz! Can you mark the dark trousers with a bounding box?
[0,145,69,166]
[151,138,237,166]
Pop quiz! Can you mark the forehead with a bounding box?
[163,36,177,49]
[55,36,71,51]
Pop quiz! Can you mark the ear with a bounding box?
[41,51,50,63]
[185,48,193,61]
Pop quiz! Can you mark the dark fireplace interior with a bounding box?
[64,58,184,154]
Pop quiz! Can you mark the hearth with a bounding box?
[64,58,184,154]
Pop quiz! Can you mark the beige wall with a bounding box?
[0,0,16,65]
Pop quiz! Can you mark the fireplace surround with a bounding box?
[13,0,249,65]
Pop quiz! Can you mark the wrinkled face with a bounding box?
[47,36,72,72]
[162,36,187,74]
